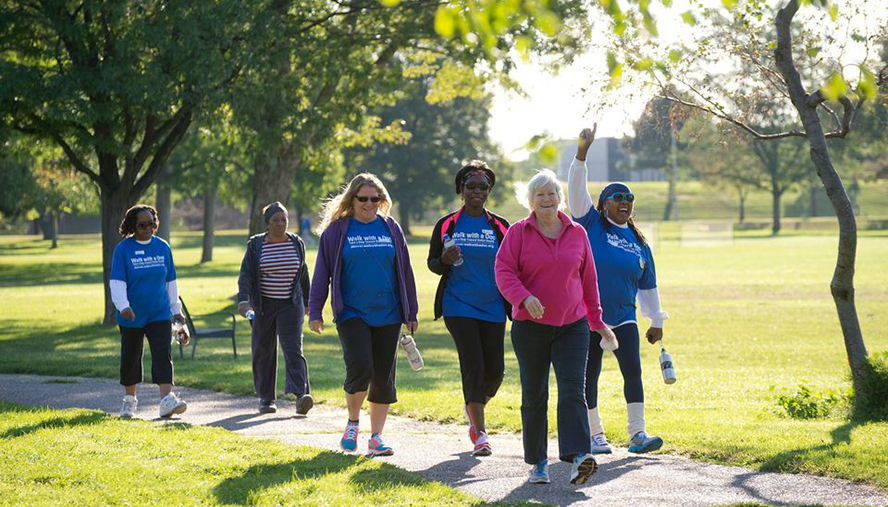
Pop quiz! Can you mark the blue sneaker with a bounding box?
[528,459,549,484]
[340,422,359,453]
[569,453,598,485]
[628,431,663,454]
[590,432,613,454]
[367,433,394,457]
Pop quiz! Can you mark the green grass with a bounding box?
[1,227,887,490]
[0,401,536,507]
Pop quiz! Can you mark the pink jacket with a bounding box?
[494,210,605,329]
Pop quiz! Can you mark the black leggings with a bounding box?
[443,317,505,404]
[586,322,644,408]
[336,318,401,404]
[119,320,173,386]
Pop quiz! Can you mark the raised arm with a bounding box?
[568,125,597,219]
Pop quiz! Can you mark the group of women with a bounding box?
[109,126,667,486]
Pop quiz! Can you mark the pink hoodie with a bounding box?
[495,210,605,329]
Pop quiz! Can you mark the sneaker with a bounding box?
[472,431,492,457]
[367,433,394,456]
[590,432,613,454]
[159,393,187,418]
[464,404,477,444]
[569,453,598,485]
[528,459,550,484]
[295,394,313,415]
[119,395,137,418]
[258,399,277,414]
[628,431,663,454]
[340,422,359,453]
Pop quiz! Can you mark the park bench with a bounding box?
[177,298,237,359]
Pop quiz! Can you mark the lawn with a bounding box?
[0,224,886,490]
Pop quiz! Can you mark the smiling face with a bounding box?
[134,210,156,241]
[530,182,560,219]
[353,184,383,223]
[268,210,288,237]
[604,193,633,225]
[462,173,491,210]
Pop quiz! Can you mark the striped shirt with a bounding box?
[259,241,301,299]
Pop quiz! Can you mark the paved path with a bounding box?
[1,374,886,507]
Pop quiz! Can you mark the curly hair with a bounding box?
[119,205,159,237]
[316,173,392,233]
[454,160,496,194]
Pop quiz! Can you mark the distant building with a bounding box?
[556,137,664,183]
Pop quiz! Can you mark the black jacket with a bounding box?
[427,208,511,321]
[237,232,310,313]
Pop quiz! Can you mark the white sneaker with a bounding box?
[159,393,187,418]
[590,432,613,454]
[120,395,137,418]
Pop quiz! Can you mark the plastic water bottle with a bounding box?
[245,310,255,321]
[400,334,424,371]
[443,234,463,266]
[599,332,619,351]
[659,344,676,384]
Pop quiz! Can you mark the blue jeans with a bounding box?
[511,316,591,464]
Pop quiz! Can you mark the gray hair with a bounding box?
[514,169,565,211]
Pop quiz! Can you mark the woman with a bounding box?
[428,161,510,457]
[110,205,188,419]
[495,170,617,485]
[568,125,669,455]
[237,201,313,416]
[308,173,419,456]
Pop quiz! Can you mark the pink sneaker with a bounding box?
[464,405,477,444]
[472,431,492,456]
[367,433,394,456]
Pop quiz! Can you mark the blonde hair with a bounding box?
[316,173,392,233]
[513,169,565,211]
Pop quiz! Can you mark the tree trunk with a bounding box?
[398,202,412,236]
[49,211,58,249]
[771,185,782,235]
[809,180,818,217]
[738,189,746,223]
[155,162,172,242]
[775,0,868,396]
[663,133,679,221]
[249,148,297,235]
[201,187,217,263]
[101,189,130,326]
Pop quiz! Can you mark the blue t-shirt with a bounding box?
[574,209,656,326]
[110,236,177,328]
[442,214,505,322]
[338,217,402,327]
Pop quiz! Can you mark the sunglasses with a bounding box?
[464,184,490,192]
[136,221,157,230]
[608,192,635,203]
[355,196,382,203]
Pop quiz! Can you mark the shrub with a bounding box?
[852,351,888,422]
[772,382,842,420]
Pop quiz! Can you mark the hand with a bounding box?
[309,319,323,334]
[597,326,617,345]
[646,327,663,344]
[176,327,190,346]
[576,124,598,160]
[522,295,545,320]
[121,307,135,321]
[237,302,253,318]
[406,321,418,334]
[172,313,185,325]
[441,245,462,266]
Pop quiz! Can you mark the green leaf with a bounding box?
[668,50,682,63]
[379,0,401,6]
[681,11,696,25]
[434,8,456,38]
[535,12,562,37]
[539,143,560,164]
[822,72,847,101]
[607,52,623,88]
[858,67,877,102]
[632,58,654,71]
[807,47,821,59]
[721,0,738,9]
[828,4,838,21]
[515,36,532,62]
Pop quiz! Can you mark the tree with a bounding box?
[0,1,262,324]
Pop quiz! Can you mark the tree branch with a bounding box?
[660,92,806,140]
[132,108,194,198]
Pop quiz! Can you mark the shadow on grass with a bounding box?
[758,420,860,476]
[0,410,107,439]
[212,450,359,505]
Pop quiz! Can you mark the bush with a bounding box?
[772,382,842,420]
[852,352,888,421]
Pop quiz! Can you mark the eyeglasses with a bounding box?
[608,192,635,203]
[464,184,490,192]
[136,221,157,230]
[355,196,382,203]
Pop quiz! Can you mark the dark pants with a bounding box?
[586,323,643,408]
[444,317,505,404]
[119,320,174,386]
[252,296,309,402]
[336,318,400,404]
[511,317,591,464]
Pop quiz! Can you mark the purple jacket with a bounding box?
[308,215,419,324]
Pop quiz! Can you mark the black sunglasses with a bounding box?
[136,221,157,230]
[355,196,382,203]
[608,192,635,203]
[464,183,490,192]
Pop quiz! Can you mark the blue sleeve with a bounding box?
[638,244,657,290]
[110,242,127,282]
[165,243,177,282]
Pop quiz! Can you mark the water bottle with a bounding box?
[599,332,619,351]
[659,343,676,384]
[171,321,189,345]
[400,333,424,371]
[443,234,463,266]
[245,310,255,321]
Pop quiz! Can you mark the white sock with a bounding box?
[588,407,604,436]
[627,402,645,438]
[124,394,136,402]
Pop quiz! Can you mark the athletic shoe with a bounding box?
[119,395,137,418]
[295,394,313,415]
[528,459,550,484]
[569,453,598,485]
[340,422,359,453]
[628,431,663,454]
[367,433,394,456]
[464,404,477,444]
[590,432,613,454]
[159,393,187,418]
[472,431,492,457]
[258,399,277,414]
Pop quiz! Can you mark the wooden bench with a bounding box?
[178,298,237,359]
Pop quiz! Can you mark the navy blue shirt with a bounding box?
[442,213,505,322]
[338,217,402,327]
